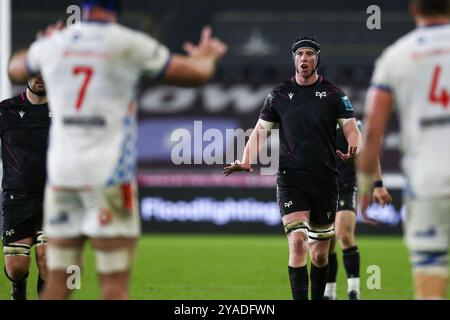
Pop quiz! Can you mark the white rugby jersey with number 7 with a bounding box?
[371,24,450,199]
[26,21,170,187]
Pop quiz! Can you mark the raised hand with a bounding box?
[183,26,228,62]
[223,160,252,176]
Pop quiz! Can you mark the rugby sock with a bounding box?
[343,246,360,299]
[37,275,45,296]
[324,253,338,299]
[310,264,328,300]
[288,265,309,300]
[4,268,28,300]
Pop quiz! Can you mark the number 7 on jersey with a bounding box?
[73,66,93,110]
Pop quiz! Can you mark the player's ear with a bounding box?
[409,0,418,18]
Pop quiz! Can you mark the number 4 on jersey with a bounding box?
[73,66,93,110]
[428,65,449,109]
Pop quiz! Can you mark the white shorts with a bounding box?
[404,198,450,252]
[44,182,141,239]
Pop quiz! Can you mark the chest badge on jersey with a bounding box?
[288,93,294,100]
[315,92,327,99]
[18,111,26,118]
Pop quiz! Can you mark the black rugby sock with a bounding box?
[288,265,309,300]
[310,264,328,300]
[343,246,360,278]
[326,253,338,283]
[37,275,45,296]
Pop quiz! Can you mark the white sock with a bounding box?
[324,282,336,299]
[348,277,360,297]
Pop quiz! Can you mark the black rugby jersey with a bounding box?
[260,76,354,181]
[336,120,363,185]
[0,92,51,193]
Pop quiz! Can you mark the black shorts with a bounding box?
[337,182,357,213]
[276,171,337,226]
[2,191,44,245]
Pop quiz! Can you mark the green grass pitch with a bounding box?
[1,234,448,300]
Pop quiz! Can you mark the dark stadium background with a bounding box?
[2,0,415,235]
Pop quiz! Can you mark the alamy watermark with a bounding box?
[170,121,279,175]
[66,265,81,290]
[366,5,381,30]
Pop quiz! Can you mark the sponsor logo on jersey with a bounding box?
[284,201,293,208]
[315,91,327,99]
[49,211,70,225]
[341,96,353,111]
[415,227,437,238]
[288,93,294,100]
[19,111,26,118]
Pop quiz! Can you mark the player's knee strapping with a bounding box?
[308,225,335,242]
[411,251,448,276]
[35,231,47,246]
[95,249,133,274]
[46,245,81,271]
[284,220,309,237]
[3,243,31,257]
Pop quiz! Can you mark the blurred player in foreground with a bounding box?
[324,120,392,300]
[0,75,50,299]
[225,36,362,300]
[8,0,227,299]
[358,0,450,299]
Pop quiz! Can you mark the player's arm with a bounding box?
[371,157,393,207]
[162,26,227,87]
[357,87,393,210]
[223,119,276,176]
[9,21,62,84]
[337,118,363,161]
[8,50,31,84]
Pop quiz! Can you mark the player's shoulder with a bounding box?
[377,27,437,61]
[0,93,26,109]
[270,78,296,97]
[319,77,345,96]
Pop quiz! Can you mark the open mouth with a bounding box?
[301,64,308,69]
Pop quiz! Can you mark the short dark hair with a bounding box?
[412,0,450,16]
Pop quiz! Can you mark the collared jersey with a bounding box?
[371,24,450,198]
[0,92,50,192]
[26,21,170,187]
[260,76,354,180]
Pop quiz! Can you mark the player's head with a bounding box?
[81,0,122,19]
[292,36,321,78]
[27,74,46,97]
[410,0,450,19]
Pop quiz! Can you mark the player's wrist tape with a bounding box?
[357,172,373,196]
[373,180,383,188]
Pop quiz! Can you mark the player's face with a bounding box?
[294,48,318,78]
[28,75,46,96]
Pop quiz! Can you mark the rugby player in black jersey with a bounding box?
[224,36,363,300]
[324,120,392,300]
[0,75,50,299]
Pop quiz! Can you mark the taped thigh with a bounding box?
[3,243,31,257]
[411,251,448,277]
[94,248,133,274]
[308,224,335,243]
[284,220,309,237]
[46,244,81,271]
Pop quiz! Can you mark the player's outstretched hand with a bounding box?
[372,186,392,207]
[183,26,228,63]
[336,145,358,162]
[223,160,252,176]
[358,194,379,225]
[36,20,64,40]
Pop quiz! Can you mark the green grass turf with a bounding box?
[0,234,448,300]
